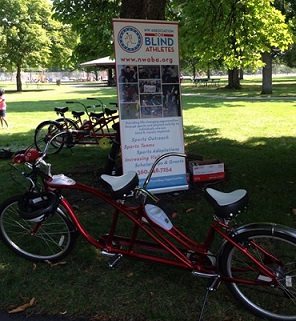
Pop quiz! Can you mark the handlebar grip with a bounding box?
[156,199,177,218]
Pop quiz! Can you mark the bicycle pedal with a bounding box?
[108,253,123,268]
[207,275,221,292]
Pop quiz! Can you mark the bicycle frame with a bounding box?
[69,119,117,145]
[21,131,280,286]
[9,131,296,321]
[39,171,277,286]
[45,177,211,269]
[57,101,119,146]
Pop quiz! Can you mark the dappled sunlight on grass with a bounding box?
[181,75,296,97]
[247,139,267,147]
[182,96,296,144]
[0,79,296,321]
[0,263,8,271]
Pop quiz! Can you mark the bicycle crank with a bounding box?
[108,253,123,269]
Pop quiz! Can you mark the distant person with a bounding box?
[0,88,8,129]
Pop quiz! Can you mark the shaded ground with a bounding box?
[0,310,89,321]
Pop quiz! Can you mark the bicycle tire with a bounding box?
[34,120,64,154]
[0,195,78,262]
[219,223,296,320]
[55,117,79,130]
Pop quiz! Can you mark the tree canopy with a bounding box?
[52,0,168,63]
[0,0,295,91]
[177,0,293,88]
[0,0,77,91]
[51,0,293,83]
[52,0,121,64]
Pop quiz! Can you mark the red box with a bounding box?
[189,159,225,183]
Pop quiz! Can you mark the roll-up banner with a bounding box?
[113,19,188,193]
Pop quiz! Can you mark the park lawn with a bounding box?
[0,78,295,321]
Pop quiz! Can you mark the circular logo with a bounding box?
[118,26,142,53]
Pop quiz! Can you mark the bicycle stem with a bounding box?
[135,186,159,203]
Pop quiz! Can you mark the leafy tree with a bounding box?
[52,0,293,92]
[178,0,293,90]
[0,0,76,91]
[274,0,296,68]
[52,0,121,64]
[47,21,78,71]
[52,0,168,64]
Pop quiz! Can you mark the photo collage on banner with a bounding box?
[113,19,187,193]
[118,65,181,120]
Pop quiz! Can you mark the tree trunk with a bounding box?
[261,52,272,95]
[207,63,211,79]
[227,68,241,89]
[239,69,244,80]
[120,0,166,19]
[16,65,22,92]
[192,65,196,79]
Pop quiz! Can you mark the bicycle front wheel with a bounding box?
[219,224,296,320]
[0,195,77,262]
[34,120,64,154]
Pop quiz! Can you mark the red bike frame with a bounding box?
[44,178,277,286]
[61,100,119,145]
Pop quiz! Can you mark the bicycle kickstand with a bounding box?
[198,275,221,321]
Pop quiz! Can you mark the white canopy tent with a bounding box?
[80,56,115,68]
[80,56,116,85]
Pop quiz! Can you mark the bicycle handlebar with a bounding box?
[66,100,104,116]
[14,132,188,200]
[66,100,86,107]
[87,97,104,106]
[142,152,187,189]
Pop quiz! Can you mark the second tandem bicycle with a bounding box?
[34,98,119,155]
[1,131,296,320]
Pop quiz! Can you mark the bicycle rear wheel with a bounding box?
[55,117,79,130]
[219,224,296,320]
[34,120,64,154]
[0,195,77,262]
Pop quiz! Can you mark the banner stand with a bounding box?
[113,19,188,193]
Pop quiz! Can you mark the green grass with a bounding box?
[0,78,296,321]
